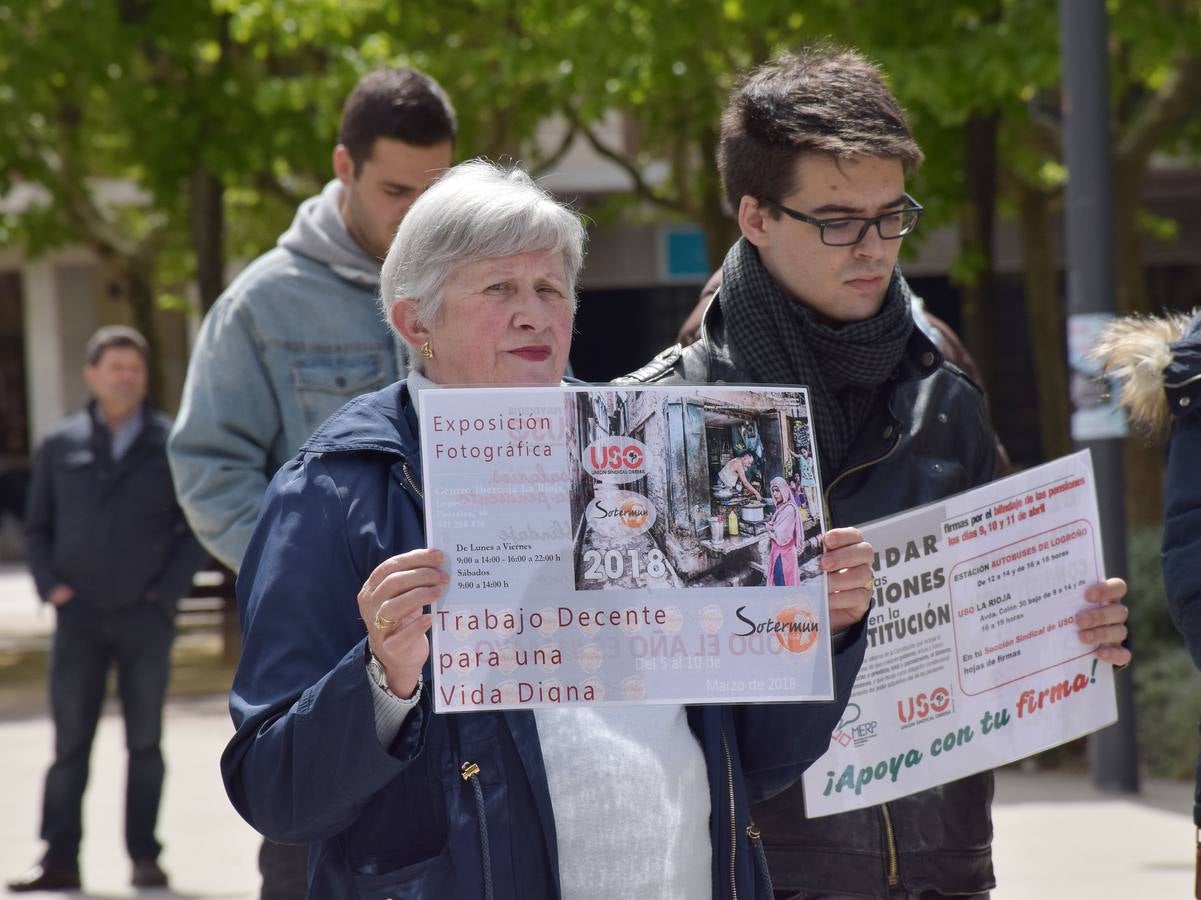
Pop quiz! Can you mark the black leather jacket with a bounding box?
[620,297,999,897]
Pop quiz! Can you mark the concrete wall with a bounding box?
[14,252,191,449]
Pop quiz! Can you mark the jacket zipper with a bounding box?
[881,803,899,887]
[746,823,773,895]
[461,761,494,900]
[821,430,902,516]
[401,462,424,501]
[720,728,738,900]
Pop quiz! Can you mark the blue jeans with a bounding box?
[40,601,174,863]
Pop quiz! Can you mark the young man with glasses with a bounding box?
[623,45,1131,899]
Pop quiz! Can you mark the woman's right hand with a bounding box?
[357,548,447,699]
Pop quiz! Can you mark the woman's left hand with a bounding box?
[821,527,874,634]
[1077,577,1132,667]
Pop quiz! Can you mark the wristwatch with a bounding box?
[366,654,422,706]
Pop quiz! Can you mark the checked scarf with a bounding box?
[719,237,914,479]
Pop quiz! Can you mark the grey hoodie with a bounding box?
[169,180,404,571]
[278,179,382,287]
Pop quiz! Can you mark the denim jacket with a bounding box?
[169,182,404,571]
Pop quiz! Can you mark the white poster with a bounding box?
[1069,312,1129,440]
[802,451,1117,815]
[420,384,835,712]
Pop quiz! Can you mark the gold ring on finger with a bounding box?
[373,610,397,630]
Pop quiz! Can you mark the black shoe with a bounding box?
[6,858,81,892]
[131,858,169,888]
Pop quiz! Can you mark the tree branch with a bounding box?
[568,110,688,215]
[1021,105,1063,160]
[254,172,306,209]
[1116,53,1201,175]
[529,121,579,177]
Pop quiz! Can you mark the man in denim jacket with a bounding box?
[169,67,455,575]
[167,67,455,899]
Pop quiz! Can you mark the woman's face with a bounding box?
[771,483,784,504]
[418,249,573,386]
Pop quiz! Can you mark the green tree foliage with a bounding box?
[2,0,1199,458]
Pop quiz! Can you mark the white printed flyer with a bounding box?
[419,385,833,712]
[802,450,1118,816]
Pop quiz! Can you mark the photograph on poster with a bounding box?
[421,384,837,711]
[564,388,825,592]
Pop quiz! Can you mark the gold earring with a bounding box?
[421,341,434,360]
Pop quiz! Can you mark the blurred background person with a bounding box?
[8,326,204,894]
[1095,308,1201,878]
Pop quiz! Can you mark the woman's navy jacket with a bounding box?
[221,381,867,899]
[1163,314,1201,825]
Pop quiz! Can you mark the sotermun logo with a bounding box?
[897,686,952,725]
[585,489,657,538]
[733,605,820,654]
[583,437,650,484]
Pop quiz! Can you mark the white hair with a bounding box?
[379,159,587,371]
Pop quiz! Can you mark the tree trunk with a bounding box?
[957,113,1000,389]
[122,260,164,407]
[1017,184,1072,461]
[190,166,226,314]
[700,211,739,281]
[1112,162,1162,525]
[697,126,739,274]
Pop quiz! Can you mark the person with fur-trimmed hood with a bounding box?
[1094,308,1201,826]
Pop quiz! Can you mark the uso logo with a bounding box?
[896,686,952,724]
[585,489,657,538]
[583,437,650,484]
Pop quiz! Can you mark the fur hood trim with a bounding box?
[1091,311,1195,439]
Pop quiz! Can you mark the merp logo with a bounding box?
[583,437,650,484]
[896,686,952,724]
[585,489,657,537]
[832,703,880,748]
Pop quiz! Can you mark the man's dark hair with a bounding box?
[339,67,457,173]
[85,325,149,367]
[719,46,923,214]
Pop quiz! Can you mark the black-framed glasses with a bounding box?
[764,194,924,246]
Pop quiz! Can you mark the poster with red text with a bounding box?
[802,450,1117,816]
[419,384,833,712]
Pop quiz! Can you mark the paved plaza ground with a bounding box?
[0,564,1194,898]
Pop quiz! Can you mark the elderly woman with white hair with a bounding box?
[221,160,874,899]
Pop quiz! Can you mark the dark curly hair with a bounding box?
[719,45,923,214]
[339,68,457,173]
